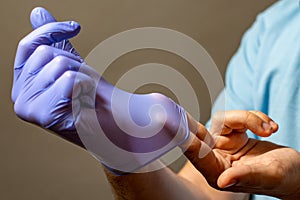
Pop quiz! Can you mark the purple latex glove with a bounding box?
[12,7,190,173]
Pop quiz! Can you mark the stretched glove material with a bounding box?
[12,7,190,173]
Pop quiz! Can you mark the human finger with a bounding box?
[210,110,278,137]
[248,111,278,133]
[217,163,282,195]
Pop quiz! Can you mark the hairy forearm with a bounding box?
[103,161,248,200]
[104,166,202,200]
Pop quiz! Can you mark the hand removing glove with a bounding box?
[12,7,192,174]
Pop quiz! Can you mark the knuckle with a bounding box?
[27,105,50,127]
[35,45,51,54]
[14,101,35,122]
[18,38,28,48]
[250,110,271,122]
[255,110,266,116]
[14,101,24,118]
[150,92,169,101]
[244,111,252,124]
[14,98,50,127]
[53,55,70,66]
[34,45,55,60]
[63,70,76,80]
[36,112,51,127]
[25,106,37,122]
[249,110,259,115]
[32,45,54,62]
[60,71,77,92]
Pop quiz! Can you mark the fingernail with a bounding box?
[269,121,277,130]
[262,122,271,131]
[224,180,237,188]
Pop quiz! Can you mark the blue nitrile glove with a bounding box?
[12,7,85,146]
[12,7,191,173]
[30,7,82,59]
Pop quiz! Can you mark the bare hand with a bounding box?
[184,110,300,199]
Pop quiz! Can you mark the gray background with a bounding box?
[0,0,275,199]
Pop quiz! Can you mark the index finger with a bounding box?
[30,7,82,58]
[14,21,80,70]
[210,110,278,137]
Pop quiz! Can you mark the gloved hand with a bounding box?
[12,7,85,146]
[12,7,192,173]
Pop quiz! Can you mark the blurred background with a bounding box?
[0,0,275,199]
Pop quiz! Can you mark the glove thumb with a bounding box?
[30,7,56,29]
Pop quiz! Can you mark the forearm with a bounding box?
[103,161,248,200]
[104,165,202,200]
[178,161,249,200]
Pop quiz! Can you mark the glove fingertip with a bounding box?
[30,7,56,29]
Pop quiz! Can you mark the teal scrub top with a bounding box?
[207,1,300,199]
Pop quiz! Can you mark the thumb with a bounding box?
[217,164,277,190]
[30,7,56,29]
[217,165,252,189]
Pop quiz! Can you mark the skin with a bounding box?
[104,165,248,200]
[104,110,300,200]
[181,111,300,199]
[14,8,300,200]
